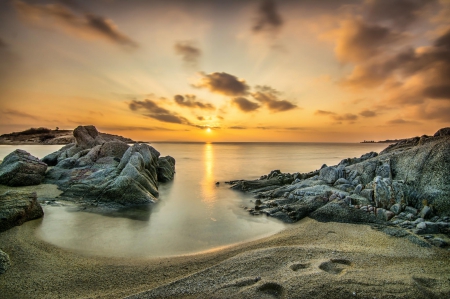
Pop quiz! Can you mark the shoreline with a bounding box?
[1,214,449,298]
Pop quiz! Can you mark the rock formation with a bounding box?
[42,125,175,206]
[230,128,450,244]
[0,191,44,232]
[0,150,47,186]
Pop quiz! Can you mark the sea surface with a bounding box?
[0,142,388,258]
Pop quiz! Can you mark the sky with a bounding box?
[0,0,449,142]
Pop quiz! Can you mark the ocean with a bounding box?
[0,142,388,258]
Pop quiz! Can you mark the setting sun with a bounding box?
[206,128,212,133]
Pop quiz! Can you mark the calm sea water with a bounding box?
[0,142,387,258]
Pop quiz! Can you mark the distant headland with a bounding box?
[0,127,137,145]
[361,139,403,144]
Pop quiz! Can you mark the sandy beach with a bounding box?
[1,213,449,299]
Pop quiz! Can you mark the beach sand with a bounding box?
[1,214,449,299]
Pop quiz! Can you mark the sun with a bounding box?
[206,127,211,133]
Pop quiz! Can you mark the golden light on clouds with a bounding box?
[0,0,449,142]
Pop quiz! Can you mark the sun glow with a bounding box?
[206,127,211,133]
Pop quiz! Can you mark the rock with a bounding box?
[0,149,47,186]
[405,206,418,215]
[390,203,402,215]
[319,167,338,184]
[310,202,381,224]
[43,127,175,206]
[433,127,450,137]
[375,159,392,179]
[372,177,393,209]
[420,206,432,219]
[157,156,176,182]
[354,184,363,195]
[73,125,105,148]
[376,208,395,221]
[0,249,10,274]
[430,238,448,247]
[415,222,440,235]
[0,191,44,232]
[360,188,374,202]
[334,178,350,186]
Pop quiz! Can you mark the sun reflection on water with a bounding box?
[201,143,216,212]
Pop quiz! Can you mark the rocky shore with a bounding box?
[228,128,450,249]
[0,127,136,145]
[0,127,449,298]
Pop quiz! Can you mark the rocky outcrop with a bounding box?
[0,249,10,274]
[42,125,175,206]
[0,191,44,232]
[231,128,450,246]
[0,150,47,186]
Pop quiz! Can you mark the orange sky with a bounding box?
[0,0,449,142]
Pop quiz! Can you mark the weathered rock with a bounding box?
[0,249,10,274]
[310,202,381,224]
[433,127,450,137]
[157,156,176,182]
[372,177,393,209]
[375,159,391,179]
[419,206,432,219]
[390,203,402,215]
[405,206,418,216]
[73,125,105,148]
[360,188,374,202]
[376,208,395,221]
[0,191,44,232]
[0,150,47,186]
[319,167,338,184]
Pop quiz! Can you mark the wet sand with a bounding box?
[1,216,449,299]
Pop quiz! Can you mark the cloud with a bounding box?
[365,0,437,28]
[2,109,40,120]
[423,85,450,99]
[333,17,403,63]
[232,97,260,112]
[193,72,250,96]
[315,110,358,122]
[359,110,377,117]
[315,110,336,116]
[197,116,205,121]
[174,41,201,67]
[13,0,138,48]
[99,126,176,132]
[252,0,284,34]
[387,118,421,125]
[0,38,7,49]
[252,85,297,112]
[129,99,192,125]
[174,94,215,110]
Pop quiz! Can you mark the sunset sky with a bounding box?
[0,0,449,142]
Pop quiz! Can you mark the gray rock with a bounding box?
[433,127,450,137]
[0,149,47,186]
[360,188,374,202]
[419,206,432,219]
[157,156,176,182]
[0,249,10,274]
[375,159,392,179]
[73,125,105,149]
[0,191,44,232]
[310,202,381,224]
[404,206,418,216]
[354,184,363,195]
[372,177,393,209]
[390,203,402,215]
[334,178,350,186]
[376,208,395,221]
[430,238,448,247]
[319,167,338,184]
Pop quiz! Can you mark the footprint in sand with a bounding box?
[290,262,311,272]
[256,282,285,298]
[319,259,353,275]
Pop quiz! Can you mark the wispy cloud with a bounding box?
[174,94,215,110]
[193,72,250,96]
[13,0,138,48]
[174,41,201,68]
[232,97,260,112]
[252,0,284,34]
[252,85,297,112]
[129,99,192,125]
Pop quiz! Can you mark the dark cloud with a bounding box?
[253,0,284,34]
[365,0,437,28]
[423,85,450,100]
[334,18,403,63]
[252,85,297,112]
[359,110,377,117]
[0,38,7,48]
[174,94,215,110]
[13,1,138,48]
[174,41,201,67]
[193,72,250,96]
[387,118,421,125]
[197,116,205,121]
[129,99,192,125]
[232,97,260,112]
[315,110,358,122]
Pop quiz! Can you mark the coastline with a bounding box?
[1,215,449,298]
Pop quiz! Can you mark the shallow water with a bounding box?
[0,142,387,258]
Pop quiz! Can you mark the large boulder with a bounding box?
[319,166,339,184]
[0,150,47,186]
[157,156,176,182]
[0,249,10,274]
[0,191,44,232]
